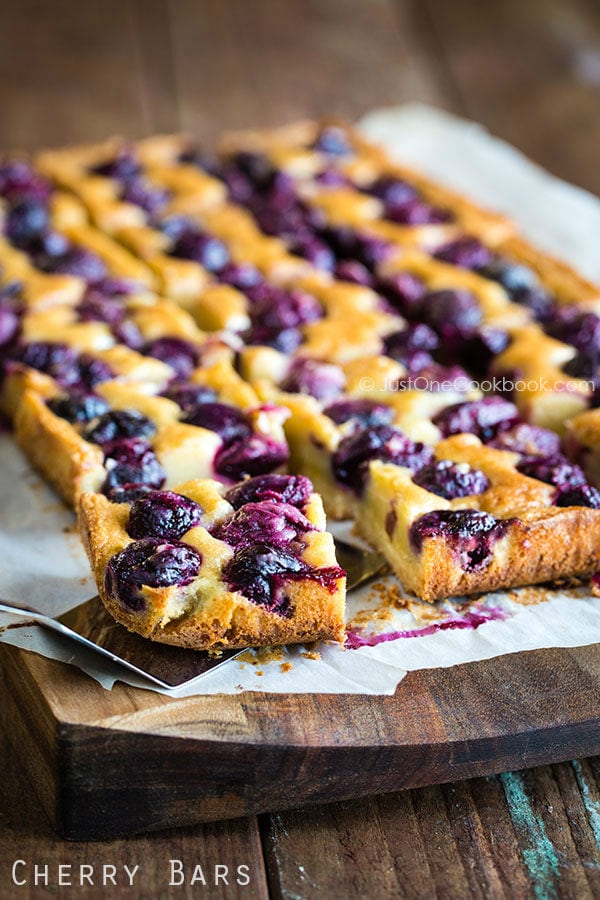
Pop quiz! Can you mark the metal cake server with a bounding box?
[0,540,387,690]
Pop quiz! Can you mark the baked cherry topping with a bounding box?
[105,484,154,504]
[546,307,600,355]
[105,537,202,611]
[321,227,391,271]
[369,177,419,207]
[334,260,373,286]
[383,322,439,369]
[83,409,157,445]
[244,286,322,352]
[127,490,203,540]
[217,261,263,290]
[91,150,141,181]
[410,509,513,571]
[413,459,490,499]
[377,271,427,316]
[12,341,111,390]
[313,127,353,156]
[31,235,108,281]
[47,392,110,424]
[478,258,554,320]
[554,483,600,509]
[422,289,482,341]
[214,435,289,480]
[399,362,470,392]
[120,177,169,218]
[433,397,520,441]
[212,500,314,549]
[5,199,49,247]
[225,474,312,510]
[434,236,494,270]
[144,337,200,380]
[517,454,587,488]
[222,542,306,613]
[102,438,166,493]
[324,398,394,428]
[332,425,433,493]
[0,160,52,204]
[488,422,561,456]
[162,382,217,412]
[181,402,251,443]
[168,222,229,272]
[280,357,345,402]
[461,326,510,374]
[75,354,114,390]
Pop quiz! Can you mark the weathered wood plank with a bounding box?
[421,0,600,194]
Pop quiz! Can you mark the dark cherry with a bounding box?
[478,258,539,294]
[120,178,170,217]
[369,177,419,207]
[553,483,600,509]
[413,459,490,499]
[511,286,555,321]
[181,402,251,444]
[102,438,166,493]
[409,509,513,571]
[222,542,306,613]
[83,409,157,445]
[91,150,141,182]
[77,293,124,326]
[334,260,373,286]
[0,305,21,346]
[461,326,510,375]
[422,289,482,339]
[75,354,114,390]
[47,392,109,424]
[16,341,79,385]
[313,127,353,156]
[291,233,335,271]
[488,422,561,456]
[104,537,202,611]
[434,236,494,270]
[545,308,600,355]
[400,362,471,392]
[433,397,519,441]
[127,490,203,540]
[323,398,394,428]
[517,454,587,488]
[144,337,200,380]
[385,198,450,226]
[212,500,314,549]
[332,424,433,494]
[162,382,217,412]
[217,261,263,290]
[383,322,439,368]
[280,357,345,402]
[0,160,52,203]
[376,271,427,317]
[170,228,229,272]
[225,474,312,510]
[5,199,49,247]
[105,483,154,504]
[36,243,108,282]
[214,435,289,481]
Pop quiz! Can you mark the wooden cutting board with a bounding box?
[2,639,600,841]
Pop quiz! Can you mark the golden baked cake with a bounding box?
[79,474,345,648]
[1,119,599,641]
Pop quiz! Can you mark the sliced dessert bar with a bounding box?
[79,473,345,649]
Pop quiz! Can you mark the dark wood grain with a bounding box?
[4,641,600,841]
[0,666,269,900]
[422,0,600,194]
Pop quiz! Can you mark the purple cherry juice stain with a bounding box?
[345,605,509,649]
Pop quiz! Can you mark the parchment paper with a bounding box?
[2,103,600,695]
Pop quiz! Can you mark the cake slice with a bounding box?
[79,473,346,649]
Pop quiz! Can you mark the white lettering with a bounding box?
[79,865,94,886]
[57,865,71,886]
[190,864,207,885]
[11,861,26,886]
[237,864,251,886]
[169,860,185,886]
[124,865,139,885]
[34,865,49,886]
[103,865,117,886]
[214,864,229,885]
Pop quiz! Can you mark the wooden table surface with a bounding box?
[2,0,600,896]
